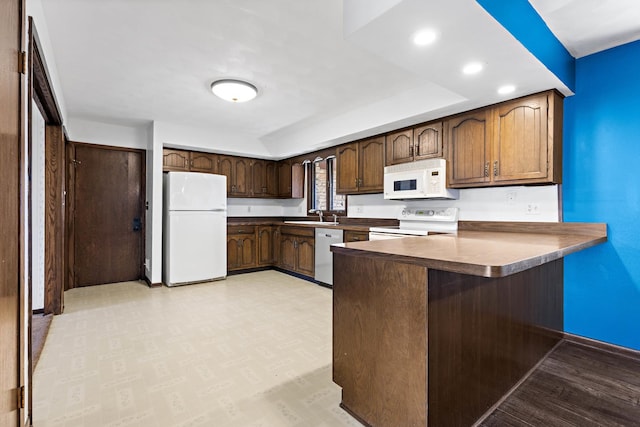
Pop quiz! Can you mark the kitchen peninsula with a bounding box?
[331,222,607,427]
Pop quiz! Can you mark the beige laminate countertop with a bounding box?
[331,224,607,278]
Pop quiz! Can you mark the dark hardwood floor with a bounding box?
[481,340,640,426]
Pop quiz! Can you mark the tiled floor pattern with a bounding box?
[34,271,361,427]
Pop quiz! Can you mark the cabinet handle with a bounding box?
[358,178,363,186]
[409,145,414,157]
[484,162,489,177]
[190,160,194,167]
[493,160,499,177]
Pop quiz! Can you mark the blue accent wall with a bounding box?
[476,0,575,91]
[563,40,640,350]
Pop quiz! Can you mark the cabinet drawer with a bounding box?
[280,226,315,238]
[344,230,369,243]
[227,225,256,235]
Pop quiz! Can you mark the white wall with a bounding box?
[66,117,149,149]
[154,120,271,158]
[27,0,68,122]
[347,185,561,222]
[31,102,46,310]
[227,197,307,217]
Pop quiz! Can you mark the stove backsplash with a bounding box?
[347,184,560,222]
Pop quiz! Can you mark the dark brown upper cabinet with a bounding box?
[445,90,562,188]
[385,121,443,166]
[336,136,384,195]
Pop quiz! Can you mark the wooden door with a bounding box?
[218,156,234,194]
[251,159,265,196]
[336,143,358,194]
[72,144,144,286]
[162,148,189,171]
[0,0,24,424]
[385,129,413,165]
[446,111,491,187]
[296,237,315,276]
[279,235,296,271]
[358,136,384,193]
[233,157,250,196]
[492,94,548,183]
[264,161,278,197]
[190,152,217,173]
[414,121,443,160]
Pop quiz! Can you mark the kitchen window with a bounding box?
[309,156,345,214]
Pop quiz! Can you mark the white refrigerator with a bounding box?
[163,171,227,286]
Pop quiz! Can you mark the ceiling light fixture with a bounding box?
[413,29,437,46]
[462,62,483,75]
[497,84,516,95]
[210,79,257,103]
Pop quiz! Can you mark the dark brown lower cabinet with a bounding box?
[227,226,256,271]
[257,226,278,266]
[278,226,314,277]
[332,252,563,427]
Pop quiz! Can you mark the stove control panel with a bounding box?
[399,207,458,222]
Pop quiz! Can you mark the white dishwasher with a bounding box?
[314,228,344,286]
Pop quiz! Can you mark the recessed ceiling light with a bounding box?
[413,29,437,46]
[211,79,258,103]
[497,85,516,95]
[462,62,483,75]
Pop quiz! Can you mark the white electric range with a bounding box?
[369,207,459,240]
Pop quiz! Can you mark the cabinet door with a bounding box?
[218,156,234,194]
[385,129,413,165]
[227,236,240,270]
[277,160,292,197]
[358,136,384,193]
[492,94,548,183]
[190,152,217,173]
[239,235,256,268]
[163,149,190,172]
[251,159,266,197]
[233,157,251,196]
[413,122,443,160]
[296,237,315,277]
[279,235,297,271]
[257,227,274,266]
[446,111,491,187]
[264,161,278,197]
[336,143,358,194]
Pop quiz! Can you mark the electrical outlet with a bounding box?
[356,206,363,213]
[526,203,540,215]
[247,205,251,213]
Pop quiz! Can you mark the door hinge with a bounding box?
[18,385,25,409]
[18,51,27,74]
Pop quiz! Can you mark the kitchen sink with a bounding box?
[283,220,338,225]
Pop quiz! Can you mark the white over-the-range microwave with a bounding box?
[383,158,459,200]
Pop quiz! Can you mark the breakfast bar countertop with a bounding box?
[331,222,607,278]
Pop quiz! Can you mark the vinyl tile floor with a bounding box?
[33,271,361,427]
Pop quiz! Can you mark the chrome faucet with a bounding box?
[332,214,338,224]
[318,210,324,222]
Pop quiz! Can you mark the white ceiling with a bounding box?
[39,0,640,158]
[529,0,640,58]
